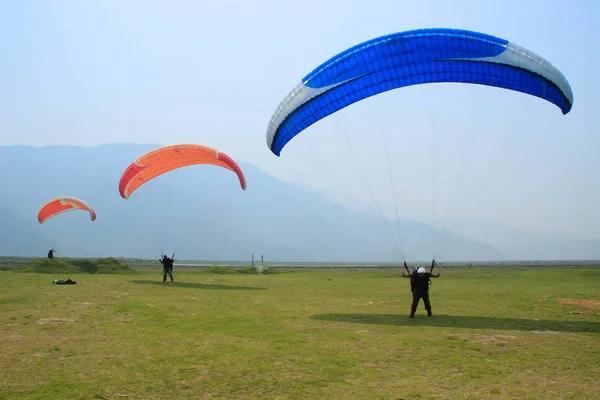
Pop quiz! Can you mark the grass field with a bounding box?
[1,265,599,399]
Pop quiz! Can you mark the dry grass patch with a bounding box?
[452,334,518,345]
[558,298,600,310]
[36,317,75,325]
[114,316,135,323]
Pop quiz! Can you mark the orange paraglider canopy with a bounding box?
[118,144,247,199]
[38,197,97,224]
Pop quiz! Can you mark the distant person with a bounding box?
[47,248,56,259]
[159,254,175,283]
[408,259,440,318]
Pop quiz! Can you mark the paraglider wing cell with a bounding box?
[266,28,574,156]
[37,197,97,224]
[118,144,247,199]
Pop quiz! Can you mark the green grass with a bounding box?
[0,266,598,399]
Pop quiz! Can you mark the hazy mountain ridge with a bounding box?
[0,143,596,261]
[451,219,600,261]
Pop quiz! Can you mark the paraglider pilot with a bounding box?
[402,259,440,317]
[159,254,175,283]
[47,248,56,259]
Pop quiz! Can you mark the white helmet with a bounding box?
[417,267,426,273]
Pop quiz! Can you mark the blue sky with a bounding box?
[1,0,599,241]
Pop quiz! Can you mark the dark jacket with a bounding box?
[160,257,174,269]
[412,272,433,293]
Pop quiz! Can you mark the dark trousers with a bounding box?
[163,267,173,282]
[411,290,432,316]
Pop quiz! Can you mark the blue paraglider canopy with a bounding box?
[266,28,573,156]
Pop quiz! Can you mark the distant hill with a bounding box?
[12,257,136,274]
[1,143,596,262]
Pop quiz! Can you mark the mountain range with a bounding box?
[0,143,598,262]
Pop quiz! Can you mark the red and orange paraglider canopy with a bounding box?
[38,197,97,224]
[118,144,247,199]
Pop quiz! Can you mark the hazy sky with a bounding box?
[2,0,599,242]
